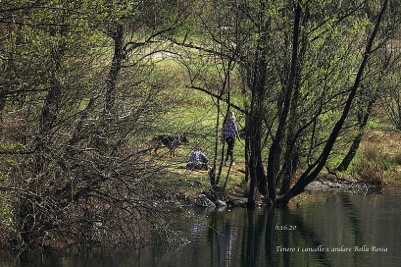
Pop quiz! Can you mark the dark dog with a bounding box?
[150,135,189,157]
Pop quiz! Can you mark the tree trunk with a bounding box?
[335,99,374,172]
[35,80,63,174]
[34,24,66,174]
[280,150,299,194]
[267,3,302,201]
[210,98,221,186]
[244,2,273,205]
[104,24,124,117]
[25,12,67,247]
[246,65,268,203]
[247,107,267,205]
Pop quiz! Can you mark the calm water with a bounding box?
[3,187,401,267]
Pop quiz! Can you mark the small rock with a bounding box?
[214,199,227,207]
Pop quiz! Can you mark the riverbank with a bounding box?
[305,174,382,193]
[156,164,388,210]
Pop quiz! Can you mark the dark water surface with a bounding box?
[3,187,401,267]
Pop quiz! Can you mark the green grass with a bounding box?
[144,63,248,196]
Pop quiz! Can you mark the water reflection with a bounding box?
[3,188,401,267]
[163,188,401,267]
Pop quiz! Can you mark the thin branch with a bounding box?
[186,85,246,115]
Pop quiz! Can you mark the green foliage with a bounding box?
[0,192,12,226]
[0,142,24,151]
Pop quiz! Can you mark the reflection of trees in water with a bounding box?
[285,207,332,266]
[218,225,235,266]
[206,213,236,267]
[190,221,204,236]
[205,208,334,266]
[202,194,392,267]
[339,194,364,248]
[198,190,401,267]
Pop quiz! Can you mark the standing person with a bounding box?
[222,111,240,166]
[186,145,210,170]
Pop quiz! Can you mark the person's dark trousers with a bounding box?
[225,137,235,161]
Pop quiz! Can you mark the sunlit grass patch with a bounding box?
[350,128,401,186]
